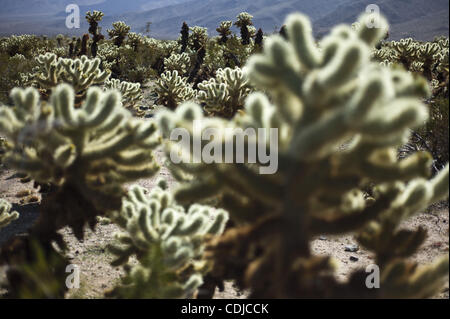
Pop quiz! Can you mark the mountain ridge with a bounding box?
[0,0,448,41]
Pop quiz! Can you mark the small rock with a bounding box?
[345,244,359,252]
[319,236,327,241]
[349,256,359,262]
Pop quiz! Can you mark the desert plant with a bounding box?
[0,84,160,240]
[86,10,105,57]
[108,21,131,47]
[235,12,253,45]
[164,52,191,75]
[0,199,19,229]
[197,67,252,118]
[255,28,264,49]
[189,26,208,51]
[417,42,441,80]
[391,38,418,70]
[217,21,232,44]
[156,12,449,298]
[180,22,190,53]
[32,53,110,103]
[155,71,196,109]
[104,78,143,115]
[106,181,228,298]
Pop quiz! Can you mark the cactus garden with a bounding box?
[0,3,448,300]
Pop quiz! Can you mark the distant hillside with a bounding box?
[0,0,448,41]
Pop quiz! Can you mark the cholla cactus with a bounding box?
[371,48,390,61]
[235,12,253,45]
[247,26,257,39]
[255,28,264,48]
[0,84,160,239]
[417,42,441,80]
[104,78,142,115]
[32,53,110,103]
[106,182,228,298]
[97,42,120,71]
[204,43,227,71]
[108,21,131,47]
[86,11,104,32]
[197,67,251,117]
[0,199,19,229]
[86,10,105,57]
[391,38,418,70]
[410,61,424,73]
[235,12,253,28]
[216,21,232,44]
[189,26,208,50]
[155,71,196,109]
[164,52,191,75]
[0,34,40,57]
[56,34,64,48]
[157,12,449,298]
[127,32,145,52]
[436,48,449,72]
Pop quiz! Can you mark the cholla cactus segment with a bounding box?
[157,12,449,298]
[0,199,19,229]
[0,84,160,239]
[107,183,228,298]
[197,67,252,117]
[155,71,196,109]
[33,53,110,101]
[108,21,131,47]
[104,78,142,114]
[164,52,191,75]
